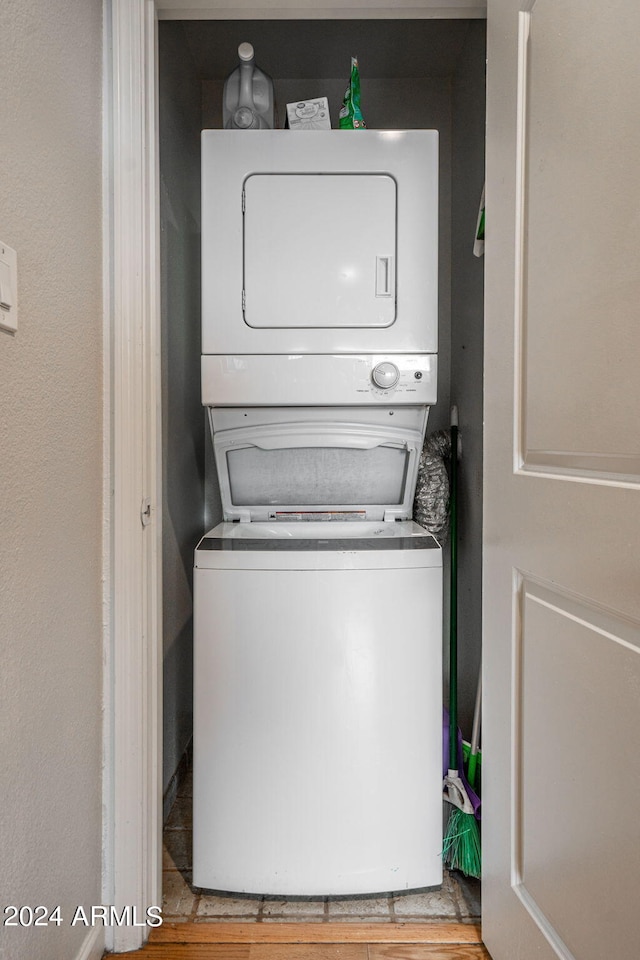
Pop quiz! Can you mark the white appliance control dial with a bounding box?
[371,361,400,389]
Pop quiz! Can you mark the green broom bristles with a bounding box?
[443,806,482,879]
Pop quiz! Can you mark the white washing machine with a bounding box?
[193,401,442,894]
[194,131,442,895]
[193,520,443,895]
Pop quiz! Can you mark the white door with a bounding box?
[483,3,640,960]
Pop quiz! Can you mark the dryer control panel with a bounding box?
[201,354,437,406]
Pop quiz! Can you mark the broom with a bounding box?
[442,408,481,878]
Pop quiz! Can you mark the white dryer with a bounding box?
[201,130,439,359]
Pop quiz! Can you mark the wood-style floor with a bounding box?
[108,919,490,959]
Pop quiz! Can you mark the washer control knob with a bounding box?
[372,361,400,390]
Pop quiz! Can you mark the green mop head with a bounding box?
[443,806,481,879]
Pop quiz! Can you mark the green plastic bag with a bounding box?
[339,57,367,129]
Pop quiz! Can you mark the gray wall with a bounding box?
[159,25,207,795]
[450,20,486,736]
[0,0,104,957]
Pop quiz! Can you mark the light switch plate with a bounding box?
[0,241,18,333]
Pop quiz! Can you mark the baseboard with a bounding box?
[163,737,193,823]
[74,924,105,960]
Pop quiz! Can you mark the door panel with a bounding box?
[517,580,640,960]
[517,0,640,480]
[484,2,640,959]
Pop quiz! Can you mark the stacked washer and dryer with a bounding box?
[193,130,442,896]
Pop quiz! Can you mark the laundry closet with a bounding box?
[158,14,486,885]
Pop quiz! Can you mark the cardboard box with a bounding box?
[286,97,331,130]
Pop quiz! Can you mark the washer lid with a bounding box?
[210,407,427,523]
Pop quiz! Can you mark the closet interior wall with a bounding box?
[159,25,206,799]
[159,18,486,797]
[451,19,486,739]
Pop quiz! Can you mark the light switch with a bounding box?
[0,241,18,333]
[0,261,12,308]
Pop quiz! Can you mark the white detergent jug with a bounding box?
[223,42,275,130]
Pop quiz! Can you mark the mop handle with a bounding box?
[448,407,459,772]
[467,672,482,789]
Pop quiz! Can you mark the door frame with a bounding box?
[105,0,162,952]
[105,0,487,951]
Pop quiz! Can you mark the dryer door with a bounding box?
[243,174,396,329]
[210,408,427,523]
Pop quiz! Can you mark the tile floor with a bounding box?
[163,766,481,925]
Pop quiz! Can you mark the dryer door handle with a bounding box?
[375,256,393,297]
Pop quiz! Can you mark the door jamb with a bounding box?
[105,0,162,952]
